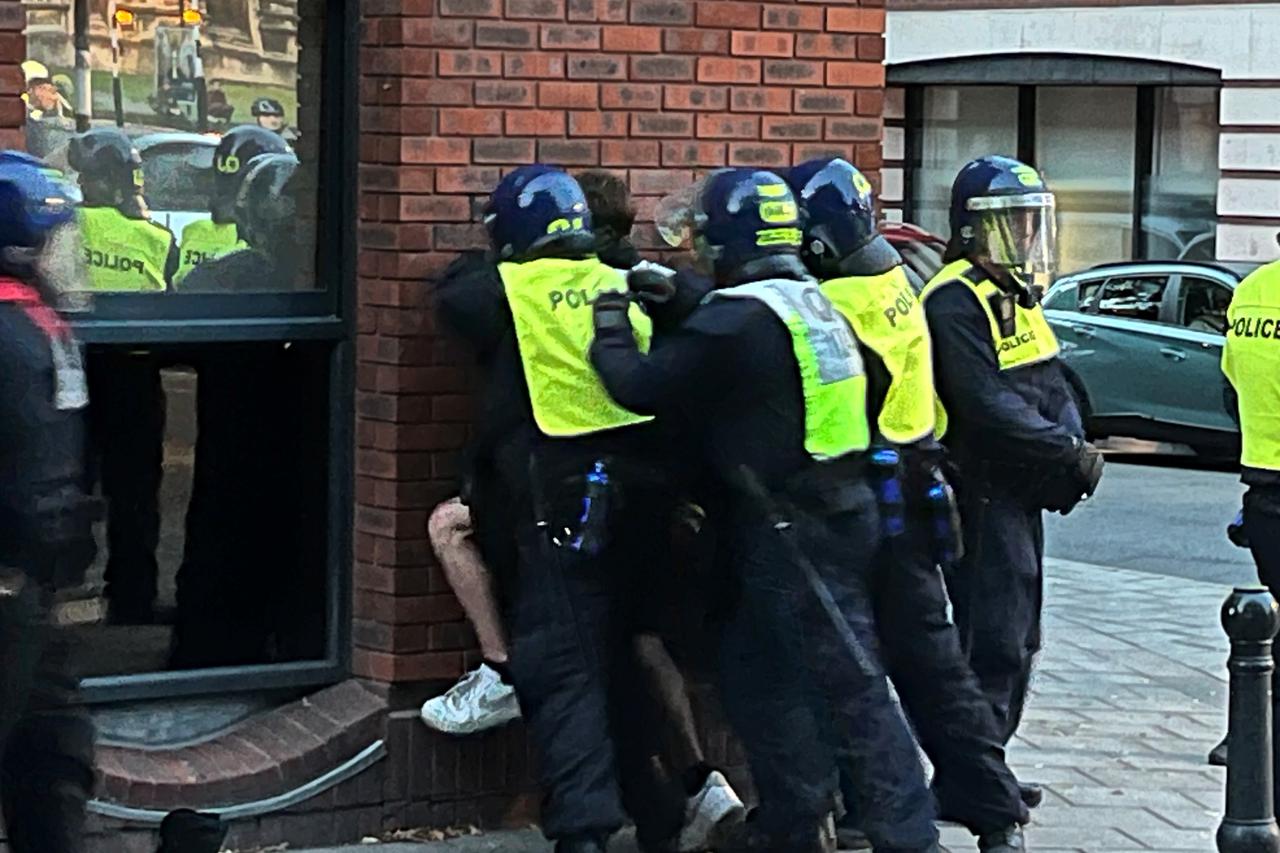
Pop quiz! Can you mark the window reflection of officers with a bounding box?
[70,128,177,293]
[171,152,305,669]
[174,125,290,287]
[69,128,176,626]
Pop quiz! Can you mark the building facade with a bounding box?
[2,0,889,849]
[881,0,1280,272]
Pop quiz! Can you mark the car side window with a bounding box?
[1089,275,1169,322]
[1042,282,1078,311]
[1177,277,1232,335]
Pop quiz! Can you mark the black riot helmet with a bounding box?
[787,157,901,279]
[68,128,143,210]
[211,125,291,223]
[233,152,299,251]
[946,155,1057,300]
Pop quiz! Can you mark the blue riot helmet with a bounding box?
[656,168,802,284]
[787,157,897,279]
[484,165,595,262]
[946,155,1058,297]
[0,151,89,310]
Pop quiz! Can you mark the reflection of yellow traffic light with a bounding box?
[113,7,135,27]
[181,8,202,24]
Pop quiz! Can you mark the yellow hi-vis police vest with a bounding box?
[711,278,870,460]
[1223,259,1280,471]
[821,266,935,445]
[175,219,245,286]
[921,260,1061,438]
[501,257,655,437]
[78,207,173,293]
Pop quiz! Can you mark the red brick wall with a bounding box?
[354,0,889,684]
[0,0,26,149]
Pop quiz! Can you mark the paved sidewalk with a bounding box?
[296,557,1236,853]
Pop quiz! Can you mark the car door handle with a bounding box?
[1068,324,1096,338]
[1160,347,1188,362]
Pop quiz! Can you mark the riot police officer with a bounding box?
[436,165,684,853]
[591,168,938,853]
[787,157,1027,851]
[70,128,177,293]
[921,157,1104,796]
[1221,247,1280,806]
[0,151,98,853]
[174,125,289,287]
[70,127,174,626]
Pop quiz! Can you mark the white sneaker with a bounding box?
[676,770,746,852]
[419,664,521,735]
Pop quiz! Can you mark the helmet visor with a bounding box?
[967,192,1057,279]
[34,221,91,312]
[654,181,705,249]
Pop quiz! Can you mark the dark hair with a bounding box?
[577,169,634,239]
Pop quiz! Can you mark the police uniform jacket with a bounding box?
[925,270,1083,489]
[0,281,95,586]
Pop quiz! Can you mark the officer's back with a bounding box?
[69,128,176,292]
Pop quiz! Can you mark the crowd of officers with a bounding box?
[434,155,1106,853]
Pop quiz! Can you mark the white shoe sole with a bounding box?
[418,699,520,736]
[677,783,747,852]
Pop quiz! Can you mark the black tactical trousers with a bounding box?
[87,352,165,618]
[504,492,685,845]
[945,488,1044,746]
[0,582,95,853]
[717,485,938,853]
[839,508,1026,837]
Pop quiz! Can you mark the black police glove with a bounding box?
[627,265,677,307]
[593,290,634,334]
[1074,441,1105,497]
[1228,509,1250,549]
[1043,440,1104,515]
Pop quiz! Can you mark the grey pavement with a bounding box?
[296,550,1241,853]
[1045,455,1253,586]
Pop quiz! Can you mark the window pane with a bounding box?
[1177,277,1231,333]
[22,0,324,299]
[912,86,1019,237]
[69,343,331,678]
[1094,275,1167,321]
[1036,87,1137,276]
[1042,283,1078,311]
[1144,88,1220,262]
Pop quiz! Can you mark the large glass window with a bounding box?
[905,83,1221,276]
[1036,87,1137,275]
[21,0,352,698]
[912,86,1019,238]
[22,0,332,308]
[1144,88,1220,262]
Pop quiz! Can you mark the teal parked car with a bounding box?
[1043,261,1257,457]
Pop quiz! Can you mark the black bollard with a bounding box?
[1219,586,1280,853]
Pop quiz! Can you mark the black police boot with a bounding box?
[555,834,609,853]
[1018,782,1044,809]
[156,809,227,853]
[978,824,1027,853]
[1208,734,1228,767]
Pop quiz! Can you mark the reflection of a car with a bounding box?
[133,132,217,237]
[1043,261,1257,457]
[41,129,218,237]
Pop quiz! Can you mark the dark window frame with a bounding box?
[74,0,358,704]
